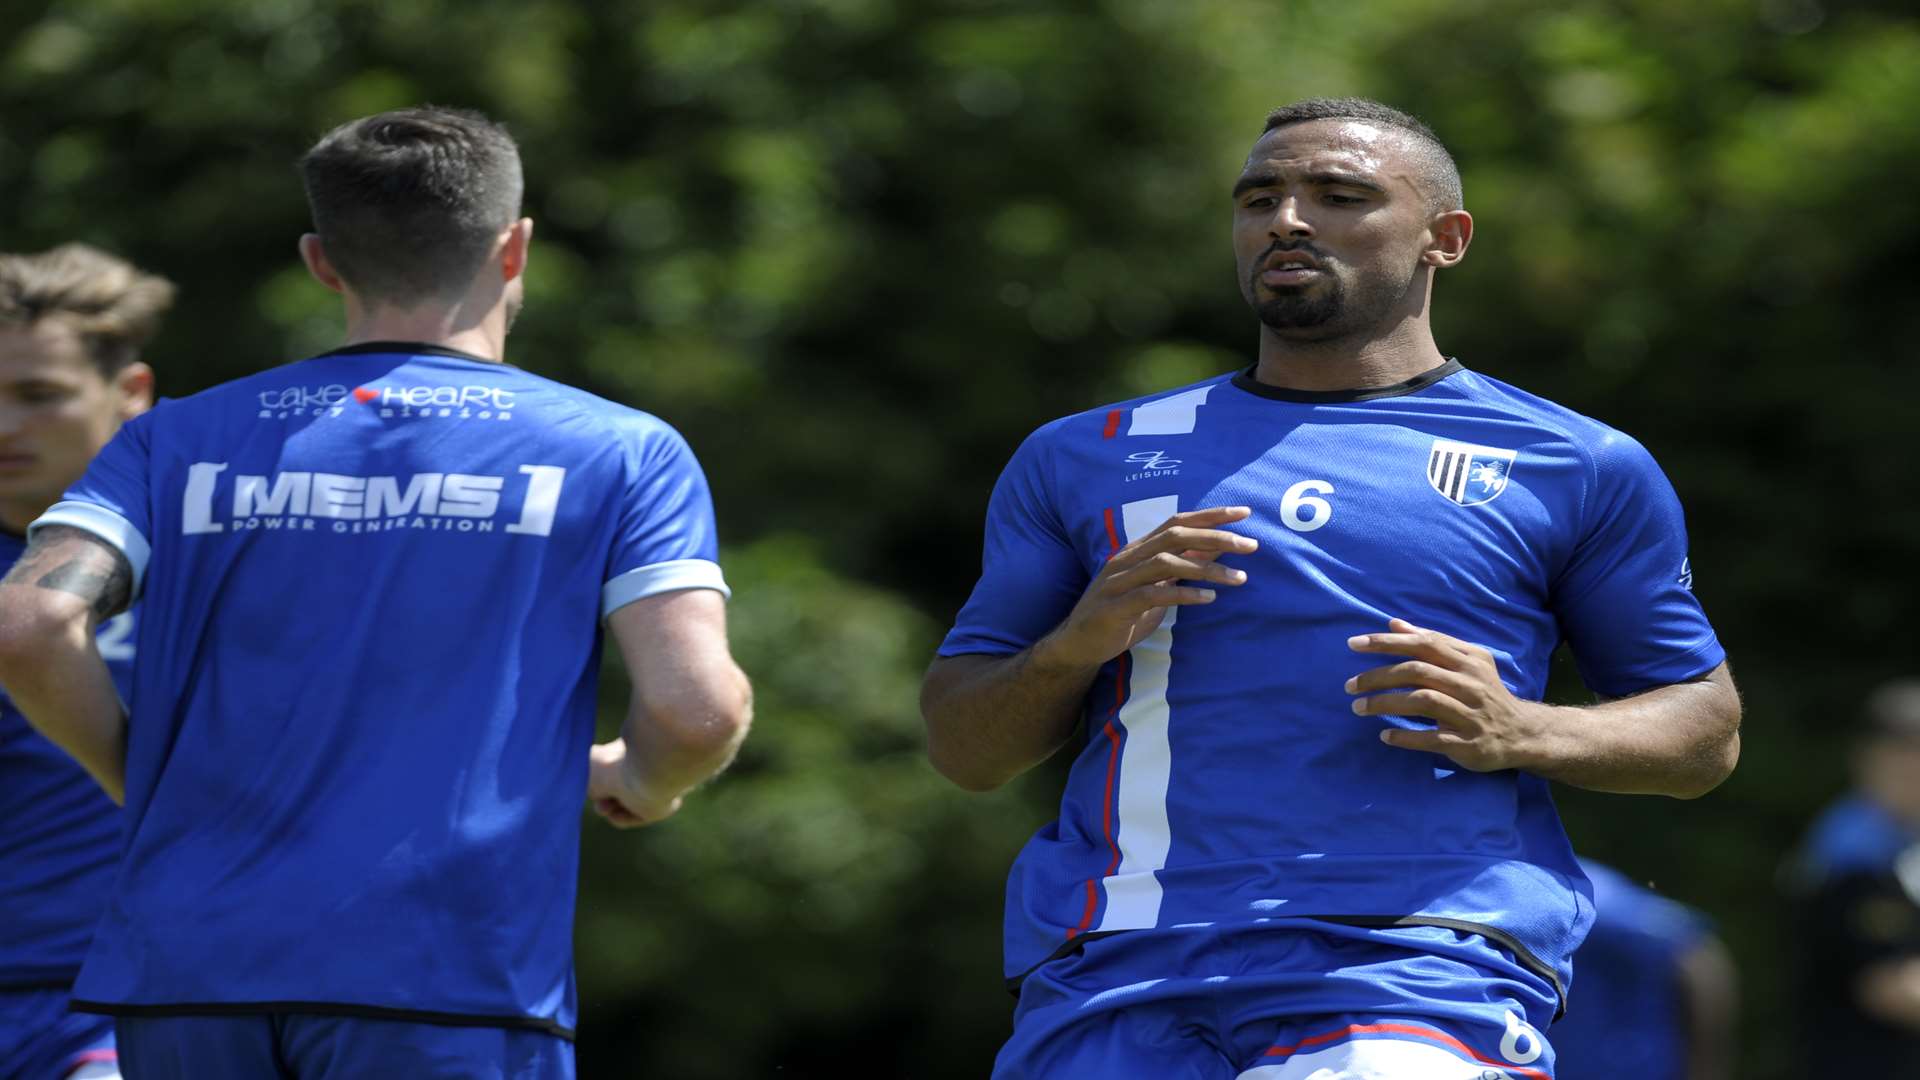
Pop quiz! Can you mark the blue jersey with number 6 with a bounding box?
[938,361,1724,1006]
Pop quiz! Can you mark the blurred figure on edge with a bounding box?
[1551,857,1737,1080]
[0,243,170,1080]
[1786,678,1920,1073]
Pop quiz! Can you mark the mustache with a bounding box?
[1256,240,1330,267]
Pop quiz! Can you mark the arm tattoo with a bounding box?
[3,525,134,620]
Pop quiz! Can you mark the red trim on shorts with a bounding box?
[1263,1021,1549,1080]
[63,1048,118,1079]
[1102,408,1123,439]
[1068,652,1131,939]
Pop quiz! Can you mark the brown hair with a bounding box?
[0,243,175,375]
[299,106,523,307]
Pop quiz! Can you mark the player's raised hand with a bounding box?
[587,738,684,829]
[1344,618,1551,773]
[1035,505,1256,671]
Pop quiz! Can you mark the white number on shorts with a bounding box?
[1499,1009,1544,1065]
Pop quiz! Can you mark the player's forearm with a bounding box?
[921,639,1100,792]
[619,661,752,800]
[1516,663,1740,798]
[0,589,128,803]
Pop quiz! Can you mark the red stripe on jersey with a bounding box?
[1069,653,1131,939]
[1102,507,1120,554]
[1102,408,1122,439]
[1263,1021,1549,1080]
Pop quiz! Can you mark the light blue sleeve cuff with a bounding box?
[29,501,152,599]
[601,558,730,619]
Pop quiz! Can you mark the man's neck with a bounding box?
[340,305,505,363]
[1249,311,1447,393]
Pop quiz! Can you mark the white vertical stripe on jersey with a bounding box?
[1096,493,1181,932]
[1126,385,1214,436]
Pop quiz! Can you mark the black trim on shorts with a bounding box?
[1229,358,1463,403]
[0,979,79,994]
[314,341,503,366]
[1006,913,1566,1020]
[68,999,575,1041]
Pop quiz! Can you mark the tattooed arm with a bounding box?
[0,525,135,803]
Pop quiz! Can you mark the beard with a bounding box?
[1246,254,1418,339]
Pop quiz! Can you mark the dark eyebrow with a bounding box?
[1232,170,1388,198]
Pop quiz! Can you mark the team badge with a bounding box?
[1427,439,1516,507]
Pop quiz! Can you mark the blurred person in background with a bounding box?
[0,107,750,1079]
[922,97,1740,1079]
[0,243,168,1080]
[1551,857,1737,1080]
[1785,678,1920,1074]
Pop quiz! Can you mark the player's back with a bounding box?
[42,342,724,1035]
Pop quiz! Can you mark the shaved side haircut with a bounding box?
[1263,97,1464,213]
[299,106,523,308]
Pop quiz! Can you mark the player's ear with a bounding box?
[112,361,155,420]
[299,234,347,294]
[500,217,533,284]
[1421,209,1473,269]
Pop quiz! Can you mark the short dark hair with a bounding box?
[299,106,523,307]
[0,243,174,375]
[1262,97,1463,213]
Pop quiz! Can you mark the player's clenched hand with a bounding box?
[1345,618,1553,773]
[1034,506,1256,670]
[587,739,683,829]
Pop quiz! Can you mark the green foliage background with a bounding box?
[5,0,1916,1074]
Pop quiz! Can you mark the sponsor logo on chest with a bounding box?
[256,384,517,421]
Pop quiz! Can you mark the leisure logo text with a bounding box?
[179,463,566,537]
[1123,450,1182,483]
[256,383,516,421]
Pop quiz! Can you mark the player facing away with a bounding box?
[0,245,170,1080]
[0,107,751,1080]
[922,97,1742,1079]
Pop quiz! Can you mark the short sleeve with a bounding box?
[938,427,1089,657]
[1551,430,1724,697]
[30,409,157,596]
[600,424,728,618]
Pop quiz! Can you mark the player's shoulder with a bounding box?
[1450,367,1663,478]
[1024,370,1241,452]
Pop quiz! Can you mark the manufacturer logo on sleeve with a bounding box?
[256,384,516,421]
[1426,439,1516,507]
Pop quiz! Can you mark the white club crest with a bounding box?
[1427,439,1517,507]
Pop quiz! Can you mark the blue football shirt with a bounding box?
[0,531,133,989]
[29,343,728,1036]
[1552,858,1711,1080]
[939,361,1724,1005]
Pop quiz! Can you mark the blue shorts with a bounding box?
[0,986,118,1080]
[994,921,1557,1079]
[113,1013,572,1080]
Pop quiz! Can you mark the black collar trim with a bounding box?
[316,341,499,365]
[1230,358,1463,403]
